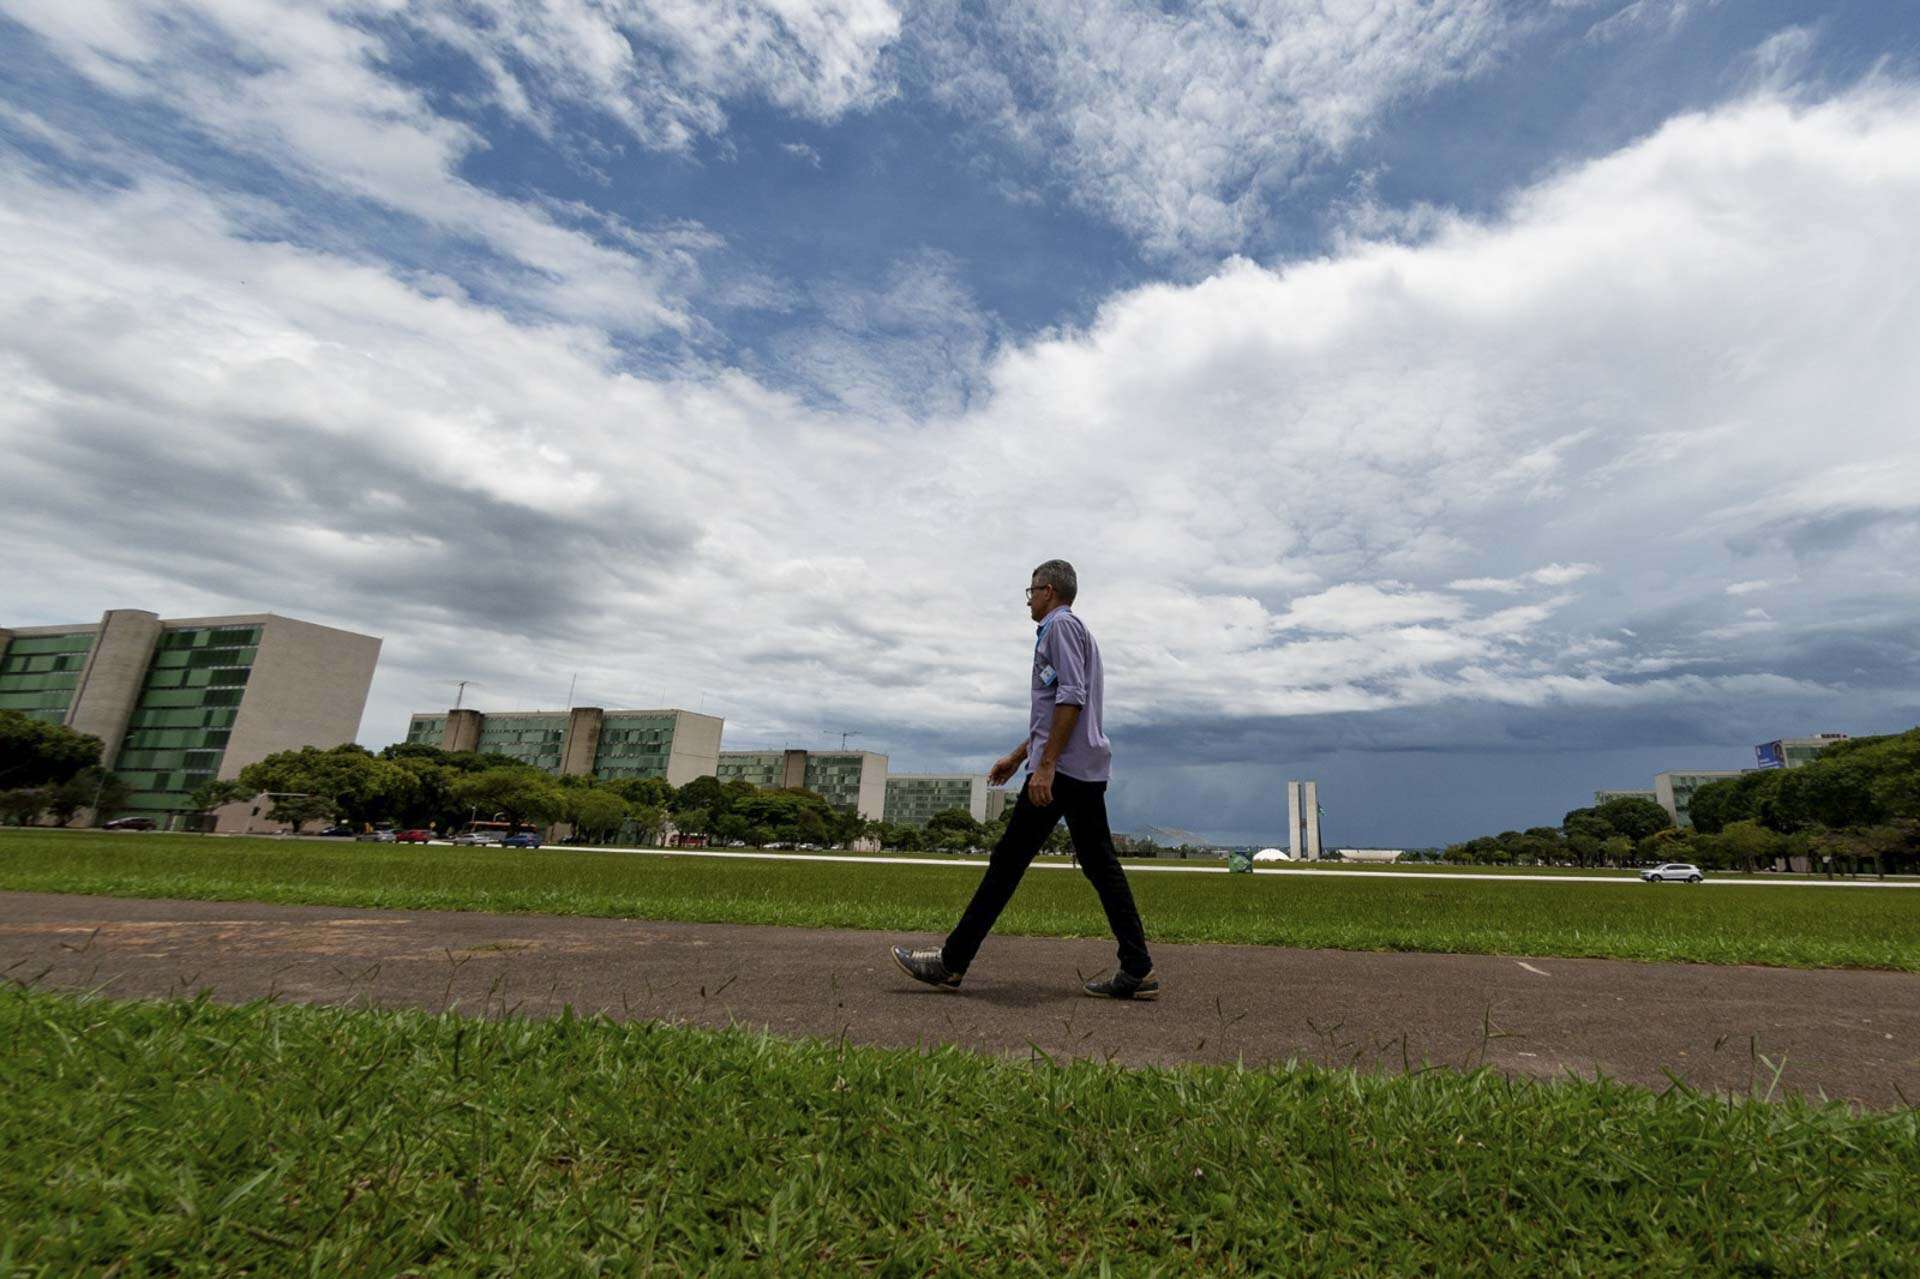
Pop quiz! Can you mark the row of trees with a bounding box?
[222,743,1038,852]
[1443,793,1679,868]
[1683,729,1920,875]
[1442,728,1920,875]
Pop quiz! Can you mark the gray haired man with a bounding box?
[892,559,1158,999]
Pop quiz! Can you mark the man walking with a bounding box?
[891,560,1159,999]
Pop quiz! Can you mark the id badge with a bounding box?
[1038,663,1058,687]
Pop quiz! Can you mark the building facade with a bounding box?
[0,610,381,826]
[884,773,989,827]
[1653,771,1746,829]
[1594,789,1659,805]
[716,749,888,819]
[405,706,723,787]
[1285,780,1323,860]
[1755,733,1850,770]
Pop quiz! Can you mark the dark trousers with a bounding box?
[942,773,1153,978]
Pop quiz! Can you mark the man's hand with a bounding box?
[1029,760,1057,806]
[987,750,1022,786]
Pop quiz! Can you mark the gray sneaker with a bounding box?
[1083,969,1160,1000]
[891,945,961,990]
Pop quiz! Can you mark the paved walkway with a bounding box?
[4,892,1916,1107]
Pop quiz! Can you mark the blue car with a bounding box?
[501,833,542,849]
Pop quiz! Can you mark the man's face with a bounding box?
[1026,577,1056,623]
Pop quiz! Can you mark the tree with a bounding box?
[926,807,984,848]
[712,812,750,845]
[268,793,337,834]
[567,787,630,844]
[1715,819,1785,873]
[1592,796,1673,842]
[0,711,102,789]
[46,767,131,826]
[882,822,924,852]
[237,745,419,829]
[672,775,725,814]
[0,788,48,826]
[615,777,676,810]
[671,807,710,840]
[627,803,668,846]
[451,768,565,832]
[186,779,251,825]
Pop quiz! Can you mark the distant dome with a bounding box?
[1253,847,1289,861]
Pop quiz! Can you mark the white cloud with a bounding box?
[5,84,1920,766]
[1450,563,1598,593]
[414,0,902,152]
[1272,584,1467,633]
[913,0,1514,257]
[1,0,894,334]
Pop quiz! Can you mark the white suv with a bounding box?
[1641,862,1704,883]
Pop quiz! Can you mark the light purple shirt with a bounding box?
[1028,605,1112,783]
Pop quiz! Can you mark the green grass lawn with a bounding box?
[2,990,1914,1275]
[5,831,1919,970]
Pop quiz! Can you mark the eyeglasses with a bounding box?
[1024,585,1052,600]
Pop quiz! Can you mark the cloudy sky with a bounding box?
[4,1,1917,846]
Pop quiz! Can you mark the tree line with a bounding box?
[1443,727,1920,875]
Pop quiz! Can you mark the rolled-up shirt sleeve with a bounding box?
[1049,620,1090,706]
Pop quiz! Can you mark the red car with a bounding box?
[395,828,434,843]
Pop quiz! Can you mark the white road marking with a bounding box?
[1516,962,1552,976]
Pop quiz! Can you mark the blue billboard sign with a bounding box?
[1755,741,1786,770]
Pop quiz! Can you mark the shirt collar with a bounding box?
[1035,604,1072,635]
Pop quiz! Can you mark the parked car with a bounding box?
[356,830,397,843]
[316,824,356,837]
[501,833,542,849]
[1641,862,1704,883]
[101,816,156,831]
[395,829,434,844]
[451,832,501,846]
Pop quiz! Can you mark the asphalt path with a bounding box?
[4,892,1916,1108]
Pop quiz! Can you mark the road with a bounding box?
[4,891,1916,1107]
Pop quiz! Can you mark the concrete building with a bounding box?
[1755,733,1850,770]
[716,749,888,820]
[404,707,723,787]
[884,773,989,827]
[1335,848,1403,864]
[986,786,1013,823]
[1653,771,1745,830]
[0,610,381,826]
[1594,789,1658,805]
[1285,780,1323,861]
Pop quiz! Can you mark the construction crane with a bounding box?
[824,730,862,751]
[450,679,484,709]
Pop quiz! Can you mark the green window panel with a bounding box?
[208,628,260,646]
[139,689,208,710]
[5,634,95,656]
[0,690,69,712]
[150,650,191,669]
